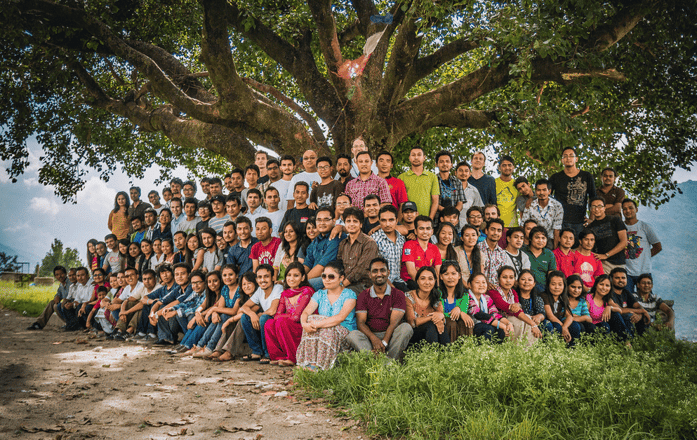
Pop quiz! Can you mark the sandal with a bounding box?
[241,354,261,362]
[279,359,295,367]
[209,351,221,359]
[212,352,233,362]
[259,358,270,365]
[269,360,281,365]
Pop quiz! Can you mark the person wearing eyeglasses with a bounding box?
[297,261,357,370]
[308,156,343,211]
[549,147,596,236]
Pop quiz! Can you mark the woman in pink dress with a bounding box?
[264,262,314,367]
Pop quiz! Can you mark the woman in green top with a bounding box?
[439,261,474,342]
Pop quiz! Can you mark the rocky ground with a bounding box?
[0,310,365,440]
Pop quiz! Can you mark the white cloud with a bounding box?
[3,224,30,233]
[23,177,40,188]
[76,177,117,214]
[29,197,61,216]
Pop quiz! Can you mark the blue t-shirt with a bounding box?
[220,285,240,308]
[311,288,357,331]
[226,238,259,275]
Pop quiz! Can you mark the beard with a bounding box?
[338,169,350,178]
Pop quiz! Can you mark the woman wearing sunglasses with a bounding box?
[296,261,357,371]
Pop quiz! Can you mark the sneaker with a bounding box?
[153,339,173,346]
[105,333,115,340]
[147,333,157,339]
[132,333,146,340]
[113,332,126,341]
[27,323,42,330]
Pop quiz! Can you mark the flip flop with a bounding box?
[241,354,261,362]
[259,358,270,364]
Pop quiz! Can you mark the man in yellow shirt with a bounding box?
[495,155,519,227]
[398,146,440,219]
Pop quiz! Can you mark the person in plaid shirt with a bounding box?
[371,205,408,292]
[436,151,467,214]
[344,151,392,208]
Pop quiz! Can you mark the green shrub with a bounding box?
[0,281,56,316]
[295,332,697,440]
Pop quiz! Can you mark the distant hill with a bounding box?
[0,243,42,272]
[640,180,697,341]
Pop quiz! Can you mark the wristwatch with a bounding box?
[381,340,387,347]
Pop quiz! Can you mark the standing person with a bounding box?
[238,264,283,364]
[182,180,198,202]
[514,177,536,219]
[27,266,71,330]
[196,200,213,232]
[398,146,440,219]
[286,150,320,209]
[371,205,408,292]
[143,208,159,241]
[207,195,231,233]
[454,225,484,284]
[129,216,147,244]
[148,190,164,214]
[200,177,211,200]
[250,218,281,270]
[401,216,442,290]
[244,189,268,237]
[127,187,152,234]
[309,156,343,211]
[376,151,408,211]
[279,182,316,231]
[466,207,486,243]
[346,137,379,177]
[102,234,122,274]
[263,187,285,237]
[255,151,269,184]
[468,151,496,206]
[347,257,413,359]
[361,195,381,235]
[176,198,200,235]
[344,151,392,208]
[258,158,279,196]
[523,226,557,290]
[587,197,628,274]
[223,196,241,224]
[335,154,354,190]
[597,167,625,217]
[478,218,507,289]
[297,261,357,370]
[241,164,261,207]
[169,197,185,231]
[549,147,596,235]
[264,262,315,366]
[439,261,474,342]
[208,177,224,198]
[622,199,662,293]
[169,178,183,200]
[337,207,380,294]
[226,169,246,205]
[495,155,519,227]
[303,208,344,290]
[108,191,131,240]
[152,208,173,242]
[271,155,295,203]
[225,216,259,275]
[553,228,578,277]
[435,151,466,216]
[455,161,484,228]
[405,267,449,346]
[521,178,564,248]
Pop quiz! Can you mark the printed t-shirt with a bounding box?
[400,240,442,281]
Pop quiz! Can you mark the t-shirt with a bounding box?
[265,209,286,237]
[105,251,121,274]
[398,170,440,216]
[201,248,224,272]
[523,248,557,286]
[246,207,269,238]
[553,248,577,278]
[495,178,519,227]
[250,237,281,266]
[385,176,409,210]
[250,284,283,311]
[208,214,231,233]
[468,174,496,205]
[400,240,442,281]
[311,288,357,331]
[597,185,625,215]
[573,253,604,288]
[588,215,627,265]
[504,250,530,277]
[176,216,201,235]
[279,207,316,231]
[226,237,259,275]
[119,281,146,301]
[310,180,345,211]
[270,179,292,207]
[355,286,407,332]
[635,292,664,321]
[285,172,321,201]
[549,170,596,225]
[624,220,659,276]
[362,218,380,235]
[610,288,639,310]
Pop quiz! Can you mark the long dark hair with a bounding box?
[87,239,98,267]
[517,269,542,310]
[460,224,482,275]
[414,266,440,307]
[238,271,258,305]
[203,270,222,310]
[281,221,305,260]
[435,222,459,262]
[589,274,612,306]
[439,261,466,300]
[300,217,316,255]
[283,262,312,291]
[126,242,141,269]
[113,191,130,214]
[566,274,584,300]
[544,270,571,319]
[184,233,200,267]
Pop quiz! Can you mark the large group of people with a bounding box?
[27,141,676,370]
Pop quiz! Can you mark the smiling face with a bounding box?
[236,222,251,241]
[283,224,298,243]
[173,267,189,287]
[159,209,173,226]
[161,240,173,256]
[498,268,516,290]
[438,226,453,247]
[369,261,389,286]
[256,268,273,290]
[285,267,304,289]
[462,227,479,247]
[321,267,343,290]
[302,150,317,170]
[207,274,221,292]
[568,280,583,299]
[548,275,565,297]
[190,275,206,293]
[416,269,436,292]
[241,277,257,295]
[376,154,393,175]
[317,160,333,179]
[595,278,611,297]
[416,219,433,241]
[498,160,514,178]
[305,222,318,241]
[222,267,237,287]
[470,274,488,295]
[471,152,485,170]
[364,198,380,219]
[456,163,471,182]
[518,272,535,293]
[440,264,460,289]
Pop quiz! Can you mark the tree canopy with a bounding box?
[1,0,695,205]
[38,239,82,276]
[0,252,21,273]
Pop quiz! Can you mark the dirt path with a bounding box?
[0,310,363,439]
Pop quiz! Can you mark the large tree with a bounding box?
[38,239,83,276]
[1,0,695,205]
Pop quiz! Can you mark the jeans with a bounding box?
[137,304,154,335]
[157,313,190,343]
[180,325,206,348]
[548,320,582,346]
[473,322,505,343]
[595,311,630,340]
[309,277,324,291]
[198,314,231,351]
[621,313,648,337]
[240,314,273,357]
[409,321,450,346]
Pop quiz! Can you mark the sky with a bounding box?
[1,138,696,270]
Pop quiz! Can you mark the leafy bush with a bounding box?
[0,281,56,316]
[295,333,697,440]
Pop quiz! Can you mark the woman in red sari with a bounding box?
[264,262,314,367]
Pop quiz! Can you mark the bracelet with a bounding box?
[381,340,388,347]
[496,321,500,329]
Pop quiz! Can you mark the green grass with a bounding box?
[295,331,697,440]
[0,281,57,316]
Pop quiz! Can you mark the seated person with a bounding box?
[467,272,512,342]
[610,267,650,337]
[566,274,596,334]
[401,215,442,291]
[279,182,316,231]
[250,218,281,271]
[239,264,283,363]
[151,263,193,345]
[303,207,345,290]
[523,226,557,291]
[503,227,530,277]
[573,229,604,292]
[297,261,357,371]
[112,267,147,340]
[439,261,474,342]
[488,266,543,344]
[86,286,117,337]
[633,274,675,330]
[135,264,179,340]
[586,275,629,339]
[347,257,413,360]
[226,216,259,275]
[157,269,207,347]
[405,267,449,346]
[541,270,582,346]
[27,265,71,330]
[362,194,382,235]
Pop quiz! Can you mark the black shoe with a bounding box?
[106,333,114,340]
[113,332,126,341]
[154,339,173,346]
[27,323,42,330]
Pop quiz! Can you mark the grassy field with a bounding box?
[0,281,57,316]
[296,331,697,440]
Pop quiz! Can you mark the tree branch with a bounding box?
[377,17,421,112]
[307,0,345,90]
[417,109,496,131]
[588,0,655,52]
[403,38,480,92]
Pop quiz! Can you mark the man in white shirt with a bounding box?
[113,267,147,340]
[455,161,484,228]
[286,150,321,209]
[263,187,286,237]
[245,189,268,238]
[64,267,92,330]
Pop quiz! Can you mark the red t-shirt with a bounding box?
[250,237,281,266]
[386,176,409,210]
[572,252,604,288]
[400,240,442,281]
[553,248,577,278]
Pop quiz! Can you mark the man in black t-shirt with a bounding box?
[587,197,627,274]
[279,181,317,232]
[549,147,596,236]
[610,267,649,336]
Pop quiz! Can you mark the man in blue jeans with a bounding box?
[134,264,179,341]
[153,263,191,345]
[239,264,283,363]
[157,269,207,350]
[304,207,345,290]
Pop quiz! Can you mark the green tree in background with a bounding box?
[38,239,83,276]
[0,252,21,273]
[1,0,695,205]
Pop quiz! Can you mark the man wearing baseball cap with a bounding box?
[208,194,230,233]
